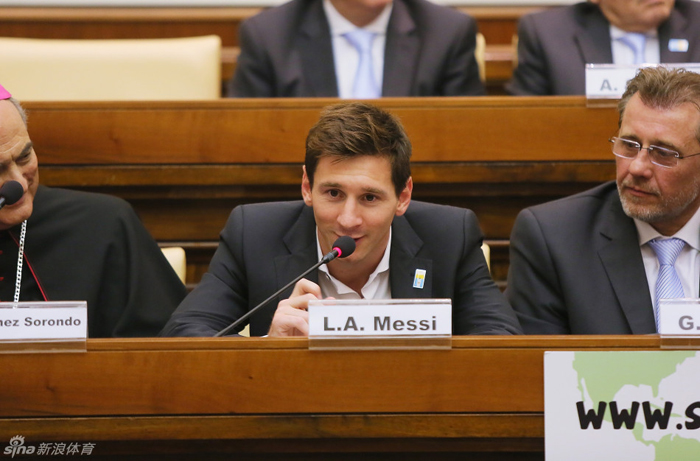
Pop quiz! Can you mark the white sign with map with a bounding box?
[545,351,700,460]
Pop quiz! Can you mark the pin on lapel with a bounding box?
[413,269,426,289]
[668,39,689,52]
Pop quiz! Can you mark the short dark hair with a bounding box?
[305,102,411,197]
[619,66,700,143]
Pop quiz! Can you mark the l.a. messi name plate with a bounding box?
[308,299,451,337]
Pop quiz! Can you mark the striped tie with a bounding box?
[648,238,686,330]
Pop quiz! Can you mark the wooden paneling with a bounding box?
[26,98,618,164]
[0,337,668,459]
[0,6,537,46]
[23,97,617,285]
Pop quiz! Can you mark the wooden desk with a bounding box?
[24,96,617,285]
[0,336,664,459]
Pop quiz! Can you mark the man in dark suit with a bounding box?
[162,102,520,337]
[228,0,484,98]
[507,0,700,95]
[506,66,700,334]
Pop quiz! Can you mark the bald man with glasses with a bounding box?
[506,66,700,334]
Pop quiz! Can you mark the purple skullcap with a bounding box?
[0,84,11,100]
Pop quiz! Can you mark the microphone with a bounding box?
[214,235,356,337]
[0,181,23,210]
[320,235,356,263]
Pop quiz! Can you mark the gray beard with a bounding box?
[617,180,700,225]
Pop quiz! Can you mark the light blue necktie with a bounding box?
[648,238,686,330]
[343,29,380,99]
[618,32,647,65]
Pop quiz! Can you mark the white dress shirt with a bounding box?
[316,229,392,300]
[323,0,393,99]
[610,25,661,65]
[634,205,700,301]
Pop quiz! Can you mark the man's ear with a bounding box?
[301,166,313,206]
[395,177,413,216]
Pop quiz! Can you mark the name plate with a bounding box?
[308,299,451,350]
[0,301,88,342]
[658,299,700,335]
[586,63,700,100]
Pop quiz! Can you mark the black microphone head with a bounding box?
[332,236,356,259]
[0,180,23,205]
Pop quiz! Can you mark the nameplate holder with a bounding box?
[585,63,700,107]
[0,301,88,353]
[657,298,700,349]
[308,298,451,350]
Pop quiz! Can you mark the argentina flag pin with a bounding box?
[413,269,426,289]
[668,39,689,52]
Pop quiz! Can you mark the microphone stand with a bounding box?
[213,251,338,337]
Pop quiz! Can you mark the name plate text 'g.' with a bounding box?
[308,299,451,337]
[0,301,88,341]
[659,299,700,335]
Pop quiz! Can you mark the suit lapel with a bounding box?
[389,215,433,298]
[574,8,613,65]
[597,194,656,334]
[382,0,418,97]
[276,206,319,293]
[659,8,691,63]
[299,0,338,96]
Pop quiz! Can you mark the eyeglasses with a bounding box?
[609,137,700,168]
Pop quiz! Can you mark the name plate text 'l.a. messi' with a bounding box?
[307,299,451,350]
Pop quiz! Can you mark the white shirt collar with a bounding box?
[323,0,393,37]
[316,228,392,296]
[610,24,658,40]
[634,205,700,251]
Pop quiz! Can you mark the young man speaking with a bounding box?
[162,102,520,337]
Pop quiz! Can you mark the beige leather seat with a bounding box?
[0,35,221,100]
[476,33,486,82]
[161,247,186,285]
[481,242,491,272]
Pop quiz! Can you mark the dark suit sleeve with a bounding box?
[453,210,521,335]
[96,201,188,338]
[161,207,251,336]
[506,14,552,96]
[440,14,485,96]
[505,209,570,333]
[228,18,276,97]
